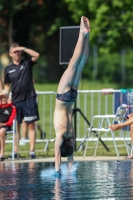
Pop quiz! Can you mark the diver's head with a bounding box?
[61,139,73,157]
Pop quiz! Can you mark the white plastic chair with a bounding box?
[83,104,129,158]
[6,118,16,160]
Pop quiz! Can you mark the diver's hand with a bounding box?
[55,169,62,176]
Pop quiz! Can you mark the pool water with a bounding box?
[0,160,133,199]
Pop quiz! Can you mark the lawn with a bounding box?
[35,80,119,91]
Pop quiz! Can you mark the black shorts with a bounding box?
[14,97,40,124]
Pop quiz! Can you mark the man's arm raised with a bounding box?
[12,46,40,62]
[23,47,40,62]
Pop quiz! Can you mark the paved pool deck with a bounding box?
[1,156,129,163]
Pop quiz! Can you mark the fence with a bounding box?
[75,89,132,139]
[6,89,133,150]
[37,89,132,137]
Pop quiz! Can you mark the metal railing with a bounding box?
[36,89,132,139]
[6,89,133,151]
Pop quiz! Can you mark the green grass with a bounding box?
[35,80,119,91]
[5,80,129,158]
[4,140,129,158]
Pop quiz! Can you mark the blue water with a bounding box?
[0,160,133,199]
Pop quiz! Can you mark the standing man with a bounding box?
[4,43,40,159]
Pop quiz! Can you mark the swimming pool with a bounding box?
[0,160,133,199]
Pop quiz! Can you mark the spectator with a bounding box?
[4,43,40,159]
[0,90,16,161]
[109,113,133,159]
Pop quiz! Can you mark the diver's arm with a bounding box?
[55,136,63,172]
[67,154,74,171]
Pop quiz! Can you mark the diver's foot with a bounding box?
[80,16,90,35]
[84,17,90,32]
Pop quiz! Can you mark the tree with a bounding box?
[64,0,133,52]
[1,0,133,84]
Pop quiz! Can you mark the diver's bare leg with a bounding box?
[72,35,89,89]
[57,16,90,94]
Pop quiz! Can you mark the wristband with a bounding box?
[23,47,26,51]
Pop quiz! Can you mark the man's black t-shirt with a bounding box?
[4,58,36,103]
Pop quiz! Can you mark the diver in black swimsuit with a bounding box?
[53,16,90,174]
[57,88,77,103]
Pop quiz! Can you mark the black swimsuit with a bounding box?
[56,88,77,103]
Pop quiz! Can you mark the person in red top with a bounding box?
[0,90,16,161]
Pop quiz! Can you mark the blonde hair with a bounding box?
[0,90,9,98]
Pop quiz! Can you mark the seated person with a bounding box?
[109,113,133,159]
[0,90,16,161]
